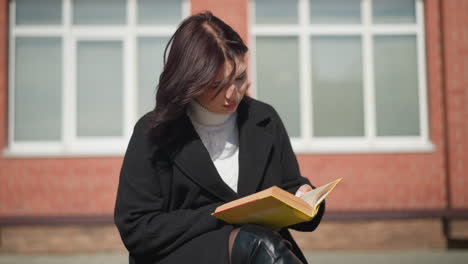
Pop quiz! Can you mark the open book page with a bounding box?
[300,178,342,208]
[212,179,342,228]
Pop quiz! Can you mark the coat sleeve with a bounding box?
[270,107,326,232]
[114,116,224,258]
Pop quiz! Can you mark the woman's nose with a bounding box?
[225,84,237,100]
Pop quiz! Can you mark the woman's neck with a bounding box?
[187,100,234,127]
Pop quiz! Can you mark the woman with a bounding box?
[114,11,325,264]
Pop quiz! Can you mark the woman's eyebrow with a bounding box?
[212,69,246,87]
[237,70,247,77]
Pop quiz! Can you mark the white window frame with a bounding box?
[249,0,433,153]
[5,0,190,157]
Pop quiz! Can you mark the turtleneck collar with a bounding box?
[186,100,235,127]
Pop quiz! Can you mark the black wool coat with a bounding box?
[114,96,325,264]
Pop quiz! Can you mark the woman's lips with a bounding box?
[223,102,237,110]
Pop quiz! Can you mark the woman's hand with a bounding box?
[295,184,313,197]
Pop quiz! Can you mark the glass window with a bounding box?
[374,35,420,136]
[253,0,429,152]
[137,37,169,117]
[311,36,364,137]
[138,0,182,25]
[9,0,186,155]
[73,0,127,25]
[373,0,416,24]
[256,37,301,137]
[14,37,62,141]
[310,0,361,24]
[77,41,123,137]
[15,0,62,25]
[255,0,298,24]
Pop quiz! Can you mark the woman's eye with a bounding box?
[236,75,246,81]
[210,82,221,89]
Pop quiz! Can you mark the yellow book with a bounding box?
[212,178,342,229]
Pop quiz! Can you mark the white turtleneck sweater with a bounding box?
[186,100,239,193]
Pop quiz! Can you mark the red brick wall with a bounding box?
[191,0,248,44]
[0,0,124,216]
[0,0,466,218]
[0,158,123,215]
[297,0,448,211]
[0,0,249,217]
[298,154,446,210]
[440,0,468,209]
[297,0,468,211]
[0,0,6,152]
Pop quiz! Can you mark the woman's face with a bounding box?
[195,55,249,114]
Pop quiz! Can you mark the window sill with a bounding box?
[2,145,126,158]
[3,139,435,158]
[291,138,435,154]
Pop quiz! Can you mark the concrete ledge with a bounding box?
[450,220,468,239]
[290,219,446,250]
[0,225,126,254]
[1,251,468,264]
[0,219,449,254]
[1,209,468,225]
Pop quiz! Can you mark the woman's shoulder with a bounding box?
[134,111,154,129]
[129,111,160,151]
[240,96,282,122]
[240,96,289,140]
[130,111,155,141]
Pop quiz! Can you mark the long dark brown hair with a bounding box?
[147,11,248,144]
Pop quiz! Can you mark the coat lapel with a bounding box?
[236,97,273,197]
[168,96,273,202]
[171,114,239,202]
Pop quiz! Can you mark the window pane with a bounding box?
[77,41,123,137]
[374,35,420,136]
[256,37,300,137]
[137,37,168,117]
[311,36,364,137]
[310,0,361,24]
[14,37,62,141]
[373,0,415,24]
[73,0,126,25]
[16,0,62,25]
[138,0,182,24]
[255,0,298,24]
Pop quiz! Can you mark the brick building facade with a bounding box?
[0,0,467,253]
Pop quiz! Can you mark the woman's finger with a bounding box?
[295,184,313,197]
